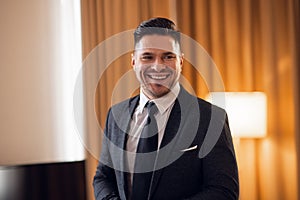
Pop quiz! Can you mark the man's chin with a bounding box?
[146,84,171,98]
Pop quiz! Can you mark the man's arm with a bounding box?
[187,113,239,200]
[93,109,121,200]
[93,162,121,200]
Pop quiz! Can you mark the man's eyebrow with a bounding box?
[139,51,176,56]
[162,52,176,55]
[141,52,154,55]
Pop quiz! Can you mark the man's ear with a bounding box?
[180,53,184,66]
[131,53,136,70]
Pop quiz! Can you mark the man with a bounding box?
[93,17,239,200]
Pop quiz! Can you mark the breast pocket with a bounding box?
[170,145,200,169]
[161,145,202,197]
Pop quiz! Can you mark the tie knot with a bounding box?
[146,102,158,116]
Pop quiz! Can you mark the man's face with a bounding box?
[132,34,183,99]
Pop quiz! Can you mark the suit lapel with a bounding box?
[117,96,139,199]
[160,99,181,148]
[149,86,200,198]
[150,98,182,197]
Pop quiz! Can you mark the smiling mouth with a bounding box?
[147,74,170,80]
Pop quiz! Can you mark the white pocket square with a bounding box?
[180,145,198,152]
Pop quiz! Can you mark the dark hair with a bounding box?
[133,17,181,48]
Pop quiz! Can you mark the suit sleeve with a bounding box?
[186,112,239,200]
[93,109,121,200]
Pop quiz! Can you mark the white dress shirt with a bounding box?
[125,83,180,191]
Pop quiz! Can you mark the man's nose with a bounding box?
[152,63,165,72]
[152,57,165,71]
[153,56,164,65]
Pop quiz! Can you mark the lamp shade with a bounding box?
[206,92,267,138]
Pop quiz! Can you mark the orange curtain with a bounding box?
[176,0,298,199]
[294,0,300,196]
[80,0,299,199]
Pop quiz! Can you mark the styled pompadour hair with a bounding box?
[133,17,181,48]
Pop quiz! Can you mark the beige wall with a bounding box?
[0,0,85,165]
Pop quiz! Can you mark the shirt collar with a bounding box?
[138,83,180,114]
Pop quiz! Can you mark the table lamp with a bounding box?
[206,92,267,138]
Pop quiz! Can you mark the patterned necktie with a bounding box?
[131,102,158,200]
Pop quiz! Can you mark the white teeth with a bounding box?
[149,75,168,80]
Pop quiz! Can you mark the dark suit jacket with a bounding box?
[93,86,239,200]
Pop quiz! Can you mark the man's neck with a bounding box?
[141,83,180,100]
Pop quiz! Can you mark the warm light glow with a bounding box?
[206,92,267,138]
[58,0,85,161]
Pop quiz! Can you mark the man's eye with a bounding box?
[141,55,153,60]
[163,55,176,61]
